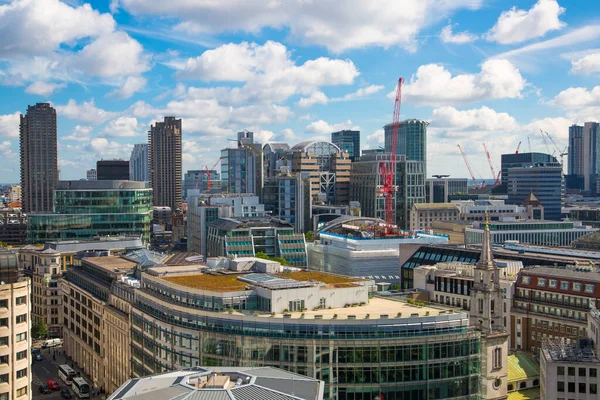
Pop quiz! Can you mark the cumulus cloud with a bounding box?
[571,53,600,75]
[401,59,526,106]
[101,117,142,137]
[333,85,385,101]
[305,119,359,134]
[298,91,328,108]
[85,137,133,159]
[551,86,600,109]
[119,0,483,52]
[0,112,20,138]
[0,140,13,157]
[109,76,147,99]
[486,0,565,44]
[366,129,384,146]
[63,125,93,142]
[55,99,118,125]
[440,24,478,44]
[431,106,519,131]
[25,81,67,96]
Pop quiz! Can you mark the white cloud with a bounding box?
[523,117,572,143]
[25,81,66,96]
[305,119,359,134]
[440,24,478,44]
[571,53,600,75]
[486,0,565,44]
[551,86,600,109]
[63,125,93,142]
[298,91,328,108]
[85,138,133,159]
[402,59,526,106]
[366,129,384,145]
[101,117,141,138]
[109,76,147,99]
[0,140,13,157]
[431,106,518,131]
[0,112,20,138]
[119,0,482,52]
[333,85,385,101]
[55,99,118,125]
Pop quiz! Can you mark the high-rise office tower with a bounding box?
[19,103,58,213]
[129,143,149,182]
[583,122,600,193]
[567,124,585,191]
[331,130,360,161]
[221,131,262,195]
[384,119,428,175]
[149,117,182,211]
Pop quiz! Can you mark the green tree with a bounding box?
[255,252,270,260]
[0,241,7,248]
[32,320,49,339]
[305,231,314,242]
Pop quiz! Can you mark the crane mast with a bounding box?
[482,143,500,185]
[458,144,480,188]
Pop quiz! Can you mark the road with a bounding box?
[31,345,69,400]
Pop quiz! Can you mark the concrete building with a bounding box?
[27,180,153,243]
[109,367,325,400]
[129,143,148,182]
[331,130,360,161]
[97,160,129,181]
[207,216,307,267]
[0,206,27,245]
[0,248,32,400]
[507,161,564,220]
[568,124,585,191]
[221,131,262,195]
[465,220,596,247]
[262,167,311,232]
[384,119,428,175]
[540,338,599,400]
[311,203,360,232]
[426,177,468,203]
[308,216,448,281]
[20,102,58,213]
[18,246,63,338]
[62,256,138,394]
[131,265,483,400]
[589,304,600,354]
[453,199,536,223]
[350,152,425,230]
[149,117,182,212]
[86,169,97,181]
[410,203,460,231]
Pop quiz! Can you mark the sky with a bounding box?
[0,0,599,183]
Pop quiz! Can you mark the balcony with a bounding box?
[513,295,591,311]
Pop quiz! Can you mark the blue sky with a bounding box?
[1,0,599,183]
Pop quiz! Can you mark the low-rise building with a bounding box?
[540,338,599,400]
[207,217,307,267]
[426,177,468,203]
[0,206,27,245]
[453,199,537,222]
[0,248,31,400]
[507,352,540,399]
[410,203,460,231]
[109,367,325,400]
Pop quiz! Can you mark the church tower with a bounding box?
[470,216,508,400]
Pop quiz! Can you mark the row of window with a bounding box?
[521,275,596,293]
[557,381,598,394]
[0,368,27,382]
[0,296,27,308]
[557,366,597,377]
[0,313,27,326]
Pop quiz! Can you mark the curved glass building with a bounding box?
[131,269,482,400]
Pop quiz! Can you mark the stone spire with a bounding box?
[476,212,495,271]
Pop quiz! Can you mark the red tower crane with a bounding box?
[457,144,481,188]
[379,77,403,234]
[515,141,522,154]
[196,157,222,192]
[482,143,501,185]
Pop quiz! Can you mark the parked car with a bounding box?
[60,388,73,399]
[39,385,51,394]
[47,380,60,390]
[42,338,63,348]
[35,353,44,361]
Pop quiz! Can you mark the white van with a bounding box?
[42,338,63,348]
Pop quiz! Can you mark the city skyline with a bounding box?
[0,0,599,182]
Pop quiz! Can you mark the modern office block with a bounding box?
[129,143,149,182]
[384,119,428,174]
[331,130,360,161]
[97,160,129,180]
[149,117,182,211]
[507,161,563,220]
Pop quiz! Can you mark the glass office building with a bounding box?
[507,162,564,220]
[331,130,360,161]
[28,180,152,243]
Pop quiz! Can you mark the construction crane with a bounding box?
[379,77,403,234]
[482,143,501,185]
[539,129,552,155]
[544,131,568,167]
[527,137,531,153]
[458,144,481,188]
[196,157,222,192]
[515,141,521,154]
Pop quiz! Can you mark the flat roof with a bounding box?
[276,271,361,287]
[507,388,540,400]
[521,266,600,281]
[508,352,540,382]
[162,273,250,292]
[82,256,137,273]
[413,203,459,210]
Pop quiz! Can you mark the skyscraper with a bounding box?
[19,103,58,213]
[221,131,262,195]
[129,143,149,182]
[567,124,584,190]
[331,130,360,161]
[149,117,182,211]
[583,122,600,193]
[384,119,428,174]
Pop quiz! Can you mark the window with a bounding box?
[15,296,26,305]
[0,374,7,384]
[568,382,575,393]
[537,278,547,287]
[585,284,595,294]
[579,368,586,377]
[549,279,558,289]
[16,350,27,360]
[0,355,7,364]
[0,337,6,346]
[522,276,531,285]
[16,314,26,324]
[0,319,7,327]
[493,347,502,369]
[0,300,6,308]
[590,368,597,378]
[591,383,597,395]
[520,382,526,389]
[0,393,7,400]
[508,384,514,391]
[16,387,27,397]
[579,383,586,393]
[568,367,575,376]
[558,381,564,392]
[533,379,539,386]
[572,282,582,292]
[16,368,26,379]
[16,332,27,342]
[561,281,569,290]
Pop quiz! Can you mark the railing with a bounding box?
[513,295,590,311]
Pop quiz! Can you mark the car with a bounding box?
[39,385,51,394]
[47,380,60,390]
[60,388,73,399]
[35,353,43,361]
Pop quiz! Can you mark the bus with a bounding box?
[72,377,90,399]
[58,364,77,385]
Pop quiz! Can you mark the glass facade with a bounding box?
[28,187,152,243]
[500,152,558,186]
[384,120,428,175]
[132,283,482,400]
[506,163,564,220]
[331,130,360,162]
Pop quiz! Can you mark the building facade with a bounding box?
[27,180,153,243]
[410,203,460,231]
[331,130,360,161]
[86,169,97,181]
[426,178,468,203]
[582,122,600,193]
[507,161,564,220]
[500,152,558,189]
[453,200,536,223]
[384,119,428,175]
[129,143,149,182]
[568,124,585,190]
[262,169,311,232]
[184,169,220,199]
[149,117,182,211]
[0,249,32,400]
[0,207,27,245]
[20,102,58,213]
[221,131,262,196]
[97,160,129,181]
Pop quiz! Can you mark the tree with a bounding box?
[305,231,314,242]
[32,320,49,339]
[0,241,7,248]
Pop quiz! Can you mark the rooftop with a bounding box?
[108,366,324,400]
[209,217,294,231]
[162,272,250,292]
[413,203,459,210]
[82,256,137,273]
[56,180,148,190]
[508,352,540,383]
[507,388,540,400]
[275,270,360,287]
[521,265,600,281]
